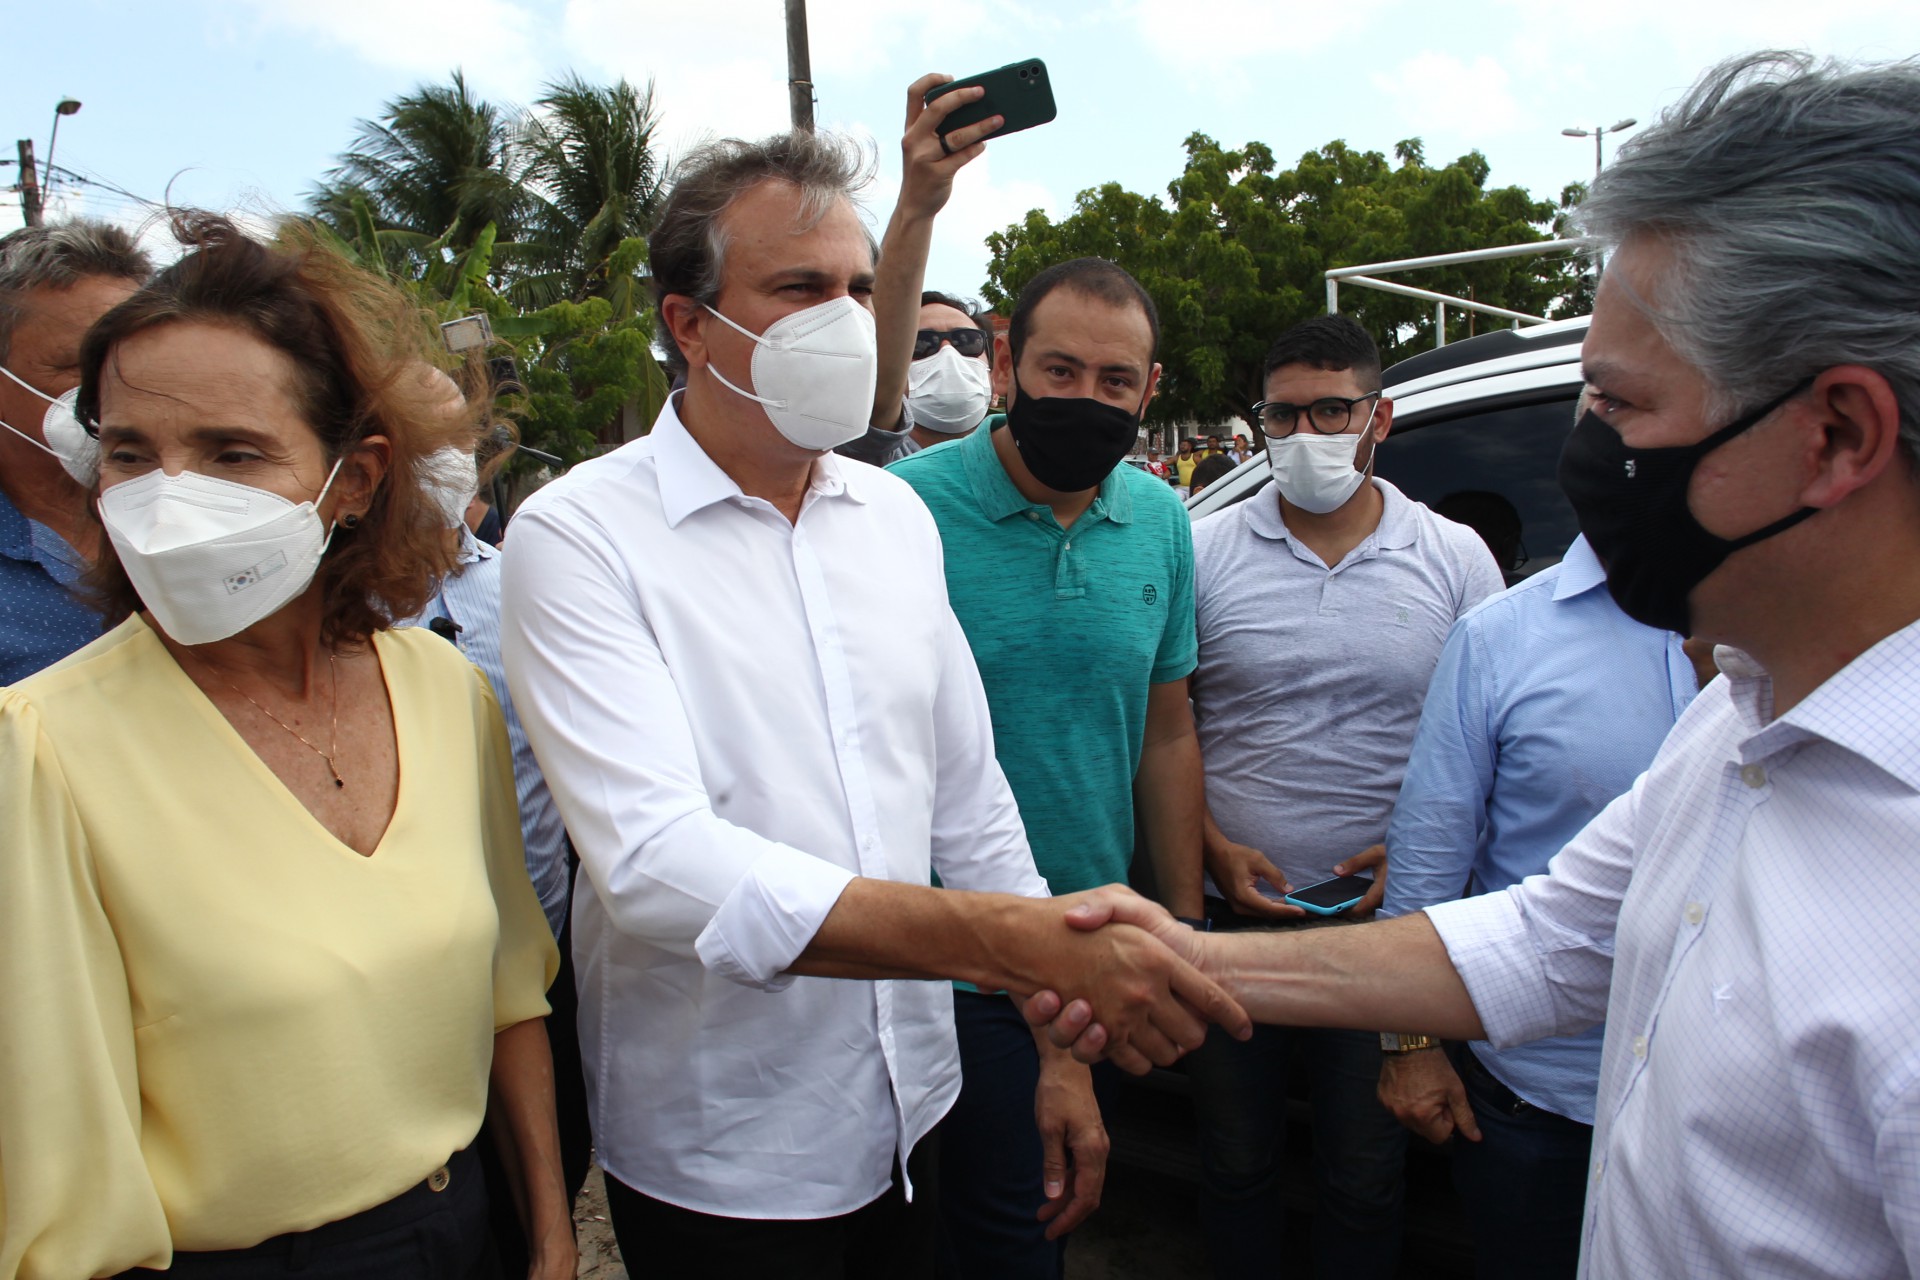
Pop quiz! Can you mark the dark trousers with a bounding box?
[604,1139,941,1280]
[115,1147,496,1279]
[477,872,592,1271]
[1185,902,1407,1280]
[937,989,1092,1279]
[1449,1046,1592,1280]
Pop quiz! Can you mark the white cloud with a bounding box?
[213,0,550,98]
[1125,0,1394,94]
[1371,51,1523,139]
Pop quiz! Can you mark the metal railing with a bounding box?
[1325,239,1593,347]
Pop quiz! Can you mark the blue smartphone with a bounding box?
[1285,874,1375,916]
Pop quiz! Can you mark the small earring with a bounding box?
[341,513,361,529]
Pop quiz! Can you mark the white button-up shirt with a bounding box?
[1427,619,1920,1278]
[499,396,1046,1218]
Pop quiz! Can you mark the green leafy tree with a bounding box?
[984,133,1582,428]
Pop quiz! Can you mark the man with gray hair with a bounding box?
[0,220,148,681]
[1034,53,1920,1278]
[501,123,1245,1274]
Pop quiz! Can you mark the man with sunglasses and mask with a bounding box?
[1181,314,1501,1280]
[890,256,1205,1276]
[0,221,149,682]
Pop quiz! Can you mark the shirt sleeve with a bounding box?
[0,691,172,1279]
[1875,1063,1920,1273]
[1424,771,1640,1047]
[924,602,1049,899]
[1380,618,1496,919]
[473,679,560,1032]
[1457,533,1506,618]
[499,502,855,993]
[1151,510,1199,683]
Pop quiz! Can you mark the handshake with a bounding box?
[997,886,1251,1075]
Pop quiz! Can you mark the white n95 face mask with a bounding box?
[907,345,993,435]
[98,460,345,646]
[0,365,100,486]
[418,444,479,529]
[1266,407,1379,515]
[703,296,878,451]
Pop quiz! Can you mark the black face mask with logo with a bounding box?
[1556,378,1815,635]
[1003,376,1145,494]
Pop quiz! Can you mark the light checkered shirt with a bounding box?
[1427,620,1920,1278]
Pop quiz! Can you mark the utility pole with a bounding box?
[16,140,43,227]
[785,0,815,132]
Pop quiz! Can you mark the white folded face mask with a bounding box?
[906,345,992,435]
[0,365,100,486]
[1265,405,1379,515]
[97,460,345,645]
[703,296,879,451]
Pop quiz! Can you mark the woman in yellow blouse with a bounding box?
[0,215,567,1279]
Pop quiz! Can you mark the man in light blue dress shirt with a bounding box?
[1376,533,1697,1277]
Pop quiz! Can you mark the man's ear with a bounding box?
[1371,396,1394,442]
[662,295,710,371]
[1140,363,1163,416]
[992,334,1014,402]
[1796,365,1905,510]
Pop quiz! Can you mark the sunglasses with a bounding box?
[914,328,989,360]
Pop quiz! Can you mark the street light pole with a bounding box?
[784,0,815,132]
[44,98,82,193]
[1561,117,1638,180]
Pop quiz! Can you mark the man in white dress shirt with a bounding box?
[500,130,1245,1276]
[1034,54,1920,1278]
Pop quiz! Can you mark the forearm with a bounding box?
[487,1018,572,1248]
[1135,734,1206,918]
[792,878,1052,991]
[871,208,936,428]
[1207,912,1486,1038]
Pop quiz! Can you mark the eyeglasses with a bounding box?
[1251,392,1382,439]
[913,328,988,360]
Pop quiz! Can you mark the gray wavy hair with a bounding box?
[1577,52,1920,456]
[0,220,152,362]
[648,131,877,375]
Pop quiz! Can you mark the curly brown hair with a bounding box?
[74,212,483,646]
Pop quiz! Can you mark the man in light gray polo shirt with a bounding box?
[1184,315,1501,1280]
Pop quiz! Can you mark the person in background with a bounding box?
[1038,52,1920,1280]
[1187,452,1235,500]
[398,375,592,1272]
[1144,446,1171,483]
[890,255,1206,1277]
[1183,313,1503,1280]
[500,129,1244,1279]
[0,214,567,1279]
[1230,432,1255,463]
[1174,437,1200,488]
[0,221,149,683]
[837,76,996,467]
[1374,520,1700,1279]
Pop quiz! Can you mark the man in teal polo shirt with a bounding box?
[890,257,1204,1277]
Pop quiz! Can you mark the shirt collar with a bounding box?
[1552,535,1609,602]
[958,421,1133,525]
[453,525,494,566]
[0,485,84,585]
[0,487,34,562]
[653,392,869,530]
[1243,477,1414,551]
[1727,618,1920,792]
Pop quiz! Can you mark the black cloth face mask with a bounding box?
[1557,377,1815,635]
[1003,376,1145,494]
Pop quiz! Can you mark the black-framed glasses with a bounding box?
[914,327,988,360]
[1251,392,1382,439]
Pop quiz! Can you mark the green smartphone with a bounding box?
[924,58,1057,143]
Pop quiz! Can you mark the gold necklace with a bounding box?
[200,648,345,789]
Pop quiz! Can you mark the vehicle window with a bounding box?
[1377,394,1582,582]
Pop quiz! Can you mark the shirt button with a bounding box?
[1592,1157,1605,1180]
[1740,763,1767,789]
[1632,1034,1648,1059]
[1064,541,1072,550]
[1026,512,1040,521]
[862,836,876,850]
[1684,902,1704,926]
[428,1165,451,1193]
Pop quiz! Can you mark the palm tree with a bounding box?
[514,75,665,314]
[310,71,530,271]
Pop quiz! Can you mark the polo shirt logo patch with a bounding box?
[1142,584,1158,605]
[1395,605,1411,625]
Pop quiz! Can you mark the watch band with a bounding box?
[1378,1032,1438,1054]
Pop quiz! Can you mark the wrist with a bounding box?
[964,892,1050,993]
[1378,1032,1439,1054]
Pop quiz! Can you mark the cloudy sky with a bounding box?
[8,0,1918,300]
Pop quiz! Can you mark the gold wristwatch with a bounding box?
[1378,1032,1437,1054]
